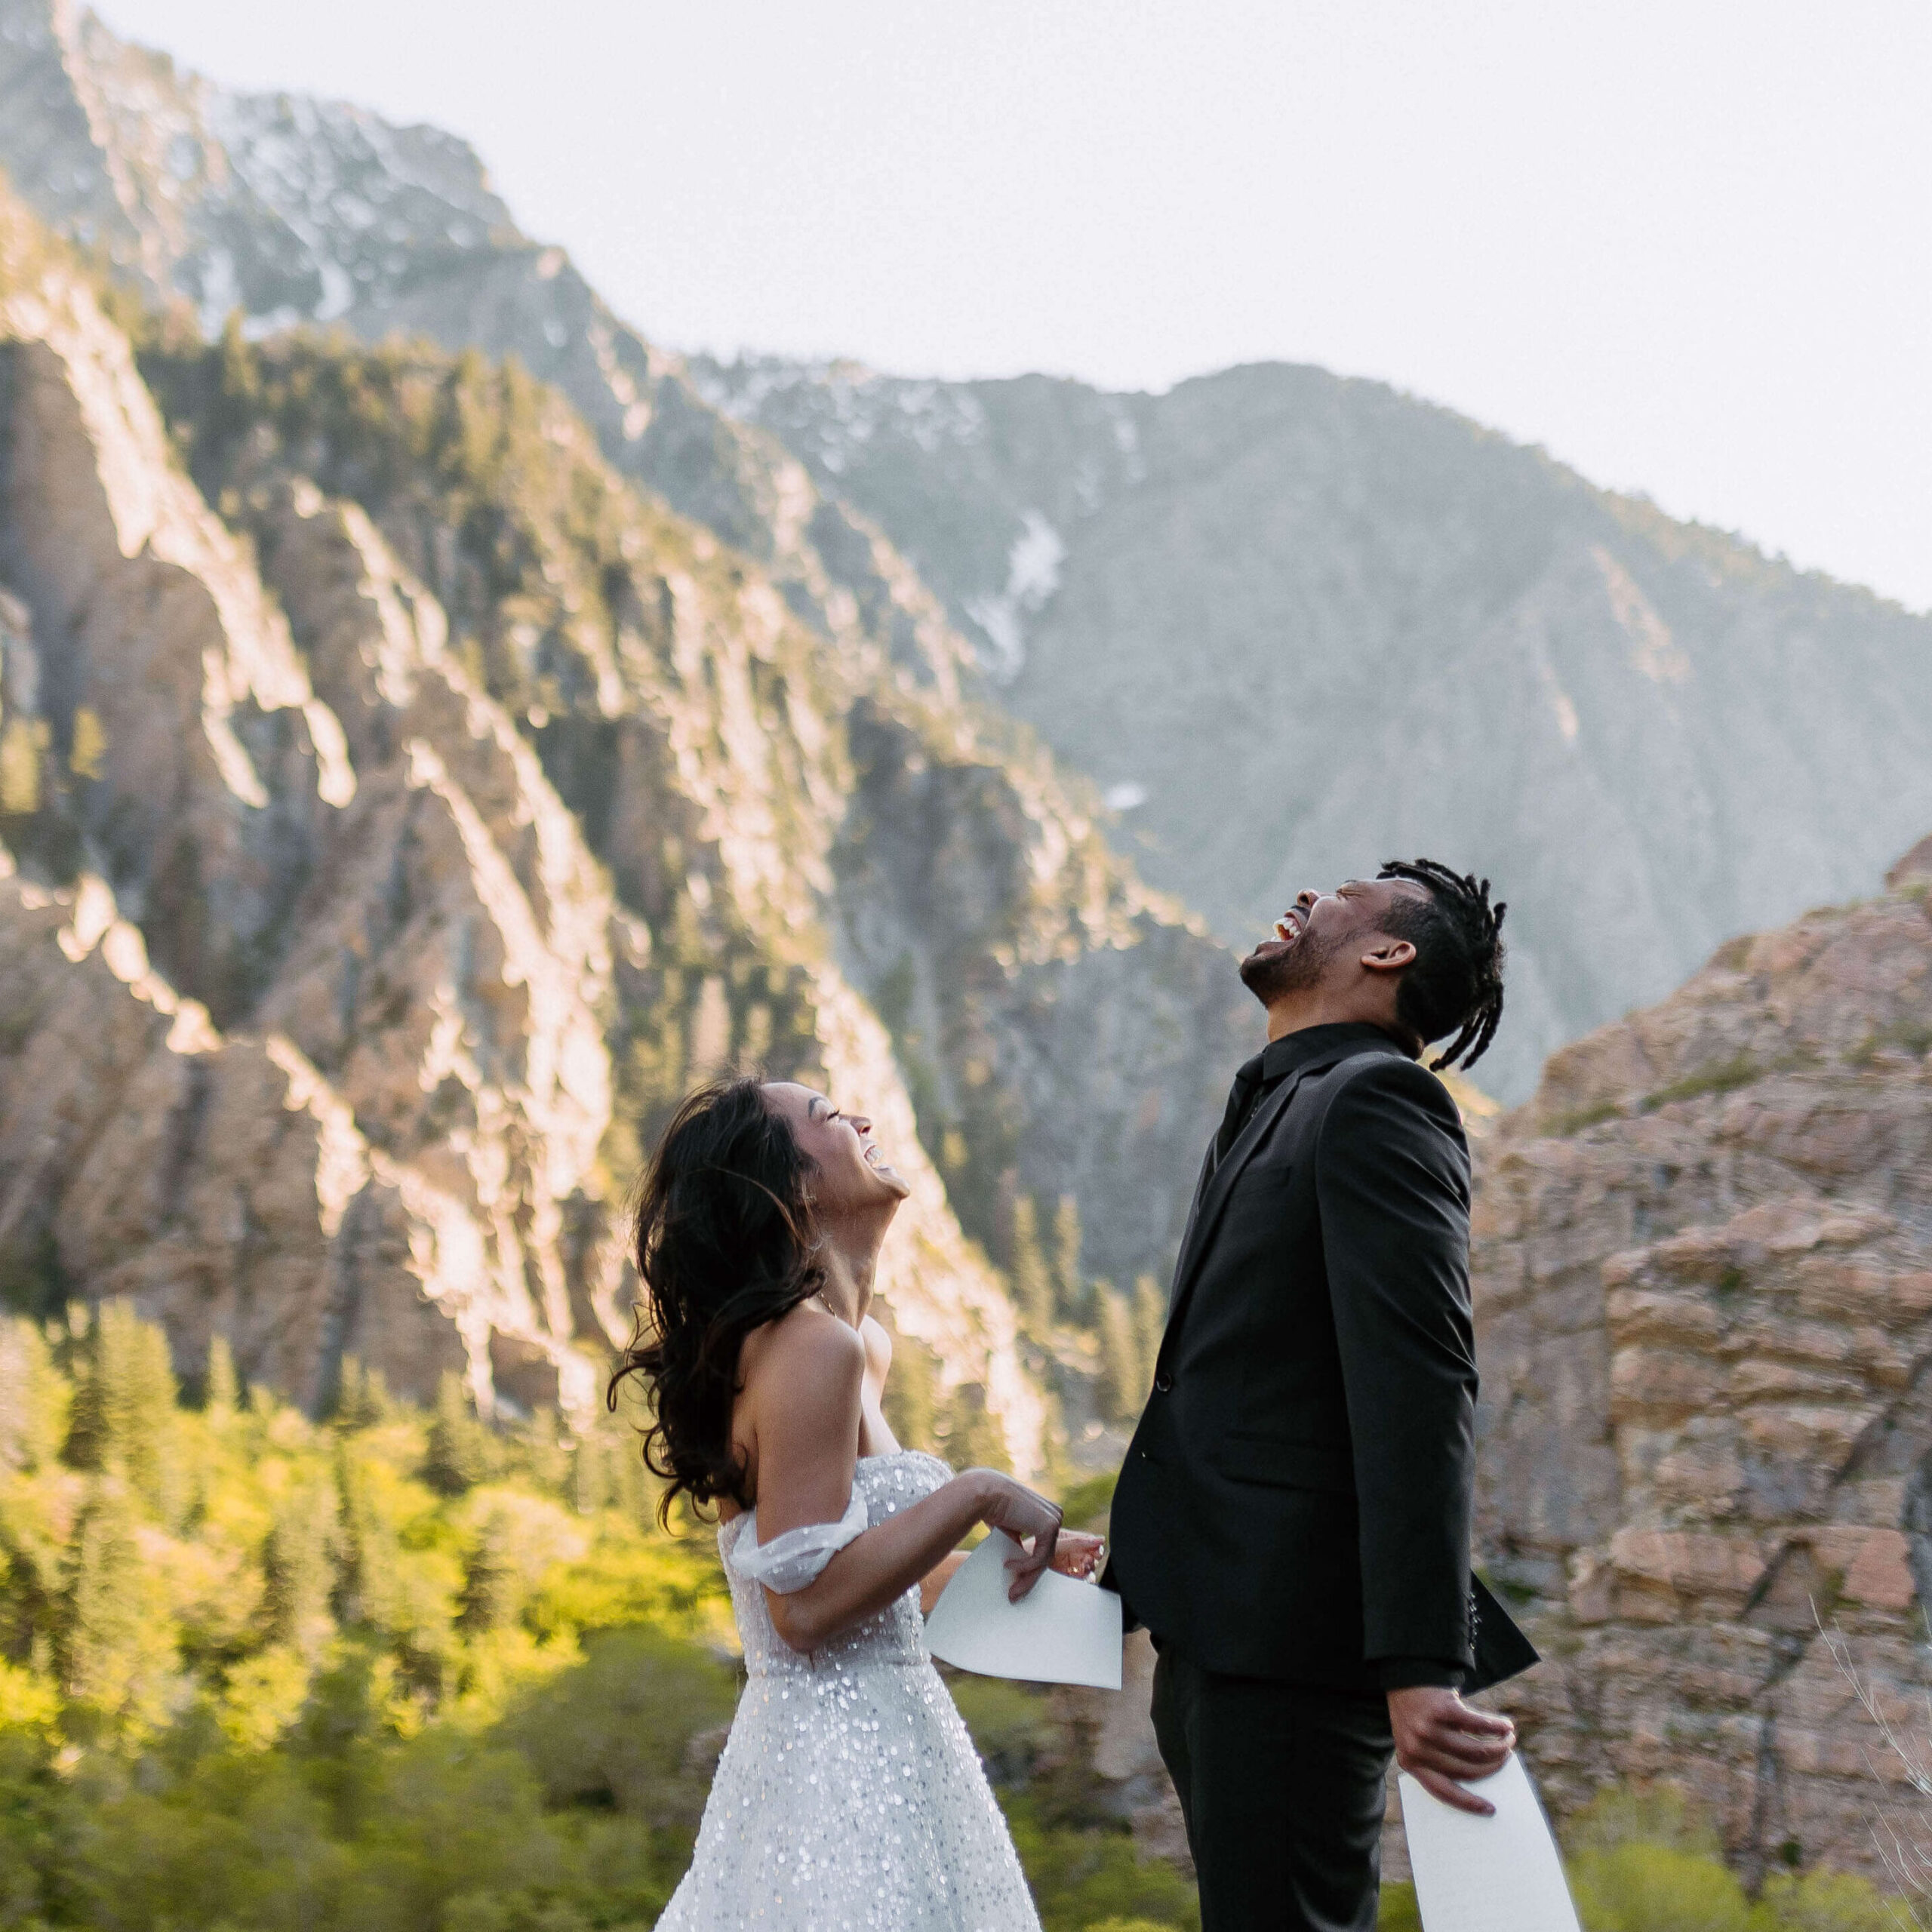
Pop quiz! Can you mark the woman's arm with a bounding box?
[748,1310,1062,1654]
[771,1466,1029,1651]
[918,1549,970,1616]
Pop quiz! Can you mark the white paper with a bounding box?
[924,1531,1123,1689]
[1399,1752,1580,1932]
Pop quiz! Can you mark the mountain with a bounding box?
[0,0,1262,1320]
[1472,833,1932,1882]
[692,355,1932,1102]
[0,75,1272,1461]
[0,189,1043,1450]
[0,0,975,706]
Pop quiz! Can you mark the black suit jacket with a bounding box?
[1109,1022,1481,1690]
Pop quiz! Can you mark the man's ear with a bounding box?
[1360,937,1417,977]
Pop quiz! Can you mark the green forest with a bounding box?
[0,1303,1908,1931]
[0,1304,1198,1931]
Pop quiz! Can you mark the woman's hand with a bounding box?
[1050,1530,1106,1581]
[970,1472,1063,1601]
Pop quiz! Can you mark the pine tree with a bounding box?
[1095,1284,1141,1423]
[262,1484,337,1654]
[423,1371,490,1497]
[570,1429,614,1515]
[881,1331,940,1454]
[1051,1194,1086,1324]
[203,1334,238,1422]
[1008,1196,1055,1335]
[459,1519,521,1634]
[333,1355,392,1432]
[331,1442,401,1632]
[64,1301,177,1511]
[0,1317,67,1471]
[940,1383,1011,1474]
[1132,1275,1168,1402]
[57,1481,147,1722]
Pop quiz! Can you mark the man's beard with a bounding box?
[1238,925,1343,1004]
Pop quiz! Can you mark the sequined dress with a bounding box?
[655,1449,1042,1930]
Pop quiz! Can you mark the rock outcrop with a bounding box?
[0,0,1263,1331]
[0,209,626,1420]
[0,179,1267,1468]
[1475,835,1932,1881]
[0,201,1061,1454]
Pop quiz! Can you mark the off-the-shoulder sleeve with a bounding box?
[734,1486,869,1594]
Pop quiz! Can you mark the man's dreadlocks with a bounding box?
[1374,859,1508,1072]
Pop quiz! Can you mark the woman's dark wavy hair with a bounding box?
[607,1078,823,1525]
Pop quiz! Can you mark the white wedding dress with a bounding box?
[656,1448,1041,1930]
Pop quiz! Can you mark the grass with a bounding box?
[1643,1052,1764,1110]
[1845,1018,1932,1067]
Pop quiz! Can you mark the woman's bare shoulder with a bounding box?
[743,1305,866,1489]
[859,1313,893,1377]
[745,1300,865,1403]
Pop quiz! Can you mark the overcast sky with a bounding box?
[96,2,1932,611]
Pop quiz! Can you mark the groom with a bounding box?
[1107,860,1523,1932]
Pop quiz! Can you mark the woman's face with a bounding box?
[763,1084,912,1215]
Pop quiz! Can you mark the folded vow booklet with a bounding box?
[1399,1752,1580,1932]
[924,1531,1124,1689]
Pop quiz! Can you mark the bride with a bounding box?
[612,1076,1103,1930]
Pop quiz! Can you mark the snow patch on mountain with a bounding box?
[964,509,1064,681]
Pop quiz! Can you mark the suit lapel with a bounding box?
[1160,1065,1312,1340]
[1167,1142,1218,1294]
[1158,1035,1411,1358]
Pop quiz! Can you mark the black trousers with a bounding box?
[1150,1645,1395,1932]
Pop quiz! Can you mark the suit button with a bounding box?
[1154,1372,1172,1394]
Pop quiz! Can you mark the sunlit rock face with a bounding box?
[0,5,1270,1451]
[0,174,1265,1467]
[1474,837,1932,1881]
[0,217,617,1419]
[693,355,1932,1106]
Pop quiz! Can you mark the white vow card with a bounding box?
[924,1531,1123,1689]
[1399,1752,1580,1932]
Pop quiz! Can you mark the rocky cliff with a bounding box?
[0,196,1020,1443]
[1474,834,1932,1881]
[0,172,1266,1460]
[694,355,1932,1104]
[0,0,1261,1331]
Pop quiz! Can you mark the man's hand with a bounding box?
[1048,1531,1106,1580]
[1388,1686,1515,1816]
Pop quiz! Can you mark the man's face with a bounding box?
[1237,878,1423,1005]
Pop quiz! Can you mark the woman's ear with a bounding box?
[1361,937,1417,975]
